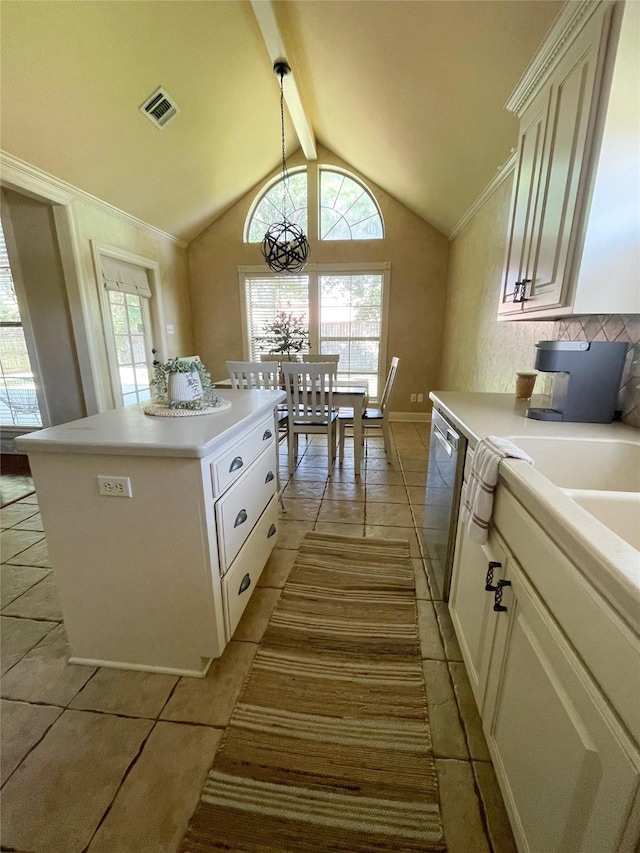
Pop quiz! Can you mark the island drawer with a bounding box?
[222,496,279,639]
[215,444,278,572]
[211,414,275,496]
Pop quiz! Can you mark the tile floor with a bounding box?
[0,425,517,853]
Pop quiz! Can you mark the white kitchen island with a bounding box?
[15,389,286,677]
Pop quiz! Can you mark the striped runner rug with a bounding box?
[180,532,447,852]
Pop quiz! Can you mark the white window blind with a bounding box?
[100,256,152,298]
[244,274,309,360]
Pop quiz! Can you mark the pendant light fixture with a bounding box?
[261,61,310,274]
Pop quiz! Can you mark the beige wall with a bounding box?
[440,173,555,394]
[187,146,449,414]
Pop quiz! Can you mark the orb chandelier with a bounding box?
[261,61,310,274]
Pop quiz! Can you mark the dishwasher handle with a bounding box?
[433,425,454,457]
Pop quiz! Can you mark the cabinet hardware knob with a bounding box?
[267,523,277,537]
[229,456,244,472]
[265,471,275,483]
[234,509,248,527]
[238,573,251,594]
[485,561,502,592]
[493,579,512,612]
[263,429,273,440]
[512,280,522,303]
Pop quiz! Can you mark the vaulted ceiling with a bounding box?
[0,0,562,243]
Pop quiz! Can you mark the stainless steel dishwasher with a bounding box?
[421,407,467,600]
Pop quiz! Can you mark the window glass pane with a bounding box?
[107,288,152,405]
[244,275,309,360]
[247,172,308,243]
[320,170,383,241]
[0,247,21,323]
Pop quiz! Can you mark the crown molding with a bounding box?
[506,0,605,116]
[449,153,517,242]
[0,151,188,249]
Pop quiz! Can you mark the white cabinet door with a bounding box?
[483,558,640,853]
[448,495,506,710]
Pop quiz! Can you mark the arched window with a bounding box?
[319,169,383,240]
[245,169,307,243]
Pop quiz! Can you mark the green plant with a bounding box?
[257,310,308,357]
[151,357,221,410]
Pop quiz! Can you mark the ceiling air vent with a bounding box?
[139,87,180,129]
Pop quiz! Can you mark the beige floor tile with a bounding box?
[287,467,329,482]
[161,640,258,727]
[0,478,34,507]
[87,721,223,853]
[436,758,491,853]
[0,564,49,609]
[0,503,40,530]
[2,573,62,621]
[400,456,428,473]
[318,499,365,524]
[473,760,518,853]
[1,616,57,675]
[366,457,401,471]
[365,525,420,556]
[403,470,428,488]
[12,511,44,532]
[0,529,45,563]
[323,481,366,501]
[0,699,63,783]
[412,559,431,600]
[282,480,326,499]
[422,660,468,759]
[16,492,39,505]
[411,505,426,527]
[416,600,446,661]
[70,668,178,718]
[406,485,427,505]
[233,587,281,643]
[366,502,414,527]
[434,601,463,661]
[314,521,364,537]
[449,662,491,761]
[6,537,51,568]
[279,497,321,521]
[0,709,153,853]
[365,484,409,504]
[1,623,96,705]
[365,469,405,486]
[275,519,315,549]
[258,548,297,588]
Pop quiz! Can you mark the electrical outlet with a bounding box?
[417,393,424,402]
[410,393,417,402]
[97,476,132,497]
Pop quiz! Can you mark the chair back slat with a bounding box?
[226,361,279,390]
[282,362,336,424]
[380,356,400,413]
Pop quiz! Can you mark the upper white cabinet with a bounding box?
[498,0,640,319]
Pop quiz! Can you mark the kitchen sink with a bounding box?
[562,490,640,551]
[504,437,640,492]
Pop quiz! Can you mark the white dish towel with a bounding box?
[461,436,534,545]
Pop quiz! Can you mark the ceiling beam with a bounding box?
[250,0,317,161]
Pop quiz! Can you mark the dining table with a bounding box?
[213,379,370,475]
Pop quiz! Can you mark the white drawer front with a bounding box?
[222,497,279,639]
[211,414,275,497]
[216,444,278,572]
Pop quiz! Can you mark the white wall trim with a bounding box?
[389,411,431,423]
[0,151,188,249]
[449,153,517,241]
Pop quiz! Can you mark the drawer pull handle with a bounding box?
[267,523,277,538]
[229,456,244,473]
[484,561,502,592]
[265,470,275,483]
[263,429,273,440]
[493,579,512,612]
[234,509,248,528]
[238,573,251,595]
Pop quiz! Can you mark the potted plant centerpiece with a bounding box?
[151,357,221,410]
[257,309,308,360]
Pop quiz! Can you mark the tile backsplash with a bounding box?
[554,314,640,428]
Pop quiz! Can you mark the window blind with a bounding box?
[100,256,152,298]
[244,274,309,360]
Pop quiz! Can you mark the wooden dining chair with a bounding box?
[301,354,340,364]
[338,357,400,460]
[281,361,338,470]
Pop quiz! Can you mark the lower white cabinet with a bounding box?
[449,487,640,852]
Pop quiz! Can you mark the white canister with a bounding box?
[168,371,203,404]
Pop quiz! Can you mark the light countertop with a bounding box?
[430,391,640,632]
[15,390,286,459]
